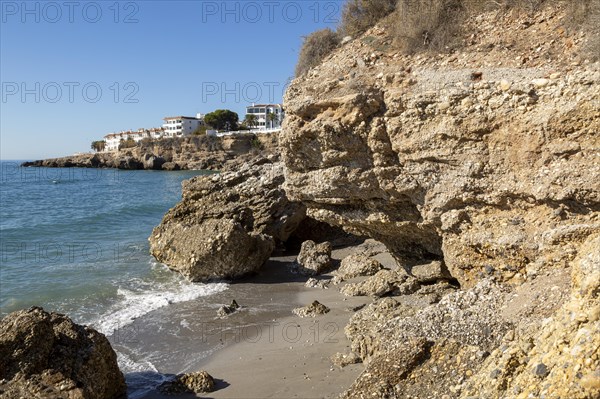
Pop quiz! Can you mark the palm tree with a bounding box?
[91,140,105,152]
[267,112,278,129]
[244,114,258,130]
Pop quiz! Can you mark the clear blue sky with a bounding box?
[0,0,342,160]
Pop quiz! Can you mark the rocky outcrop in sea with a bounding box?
[21,133,279,171]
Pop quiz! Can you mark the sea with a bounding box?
[0,161,238,396]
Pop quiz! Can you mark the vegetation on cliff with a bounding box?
[296,0,599,76]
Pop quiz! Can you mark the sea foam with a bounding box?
[90,278,228,335]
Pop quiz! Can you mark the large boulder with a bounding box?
[336,253,383,281]
[0,307,126,399]
[149,157,306,281]
[410,260,452,283]
[296,240,332,275]
[340,269,419,298]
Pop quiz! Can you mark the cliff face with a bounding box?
[281,6,599,288]
[282,5,599,398]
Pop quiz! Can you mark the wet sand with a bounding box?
[133,245,373,399]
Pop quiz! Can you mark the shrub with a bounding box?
[387,0,481,53]
[189,135,222,152]
[251,137,264,150]
[339,0,397,37]
[118,138,136,150]
[192,125,208,136]
[295,28,340,77]
[386,0,557,53]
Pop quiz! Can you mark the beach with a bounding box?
[129,244,383,399]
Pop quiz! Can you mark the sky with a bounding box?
[0,0,342,160]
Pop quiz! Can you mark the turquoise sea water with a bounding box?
[0,162,228,332]
[0,162,308,397]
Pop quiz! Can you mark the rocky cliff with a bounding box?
[282,5,599,288]
[281,4,599,399]
[22,133,278,171]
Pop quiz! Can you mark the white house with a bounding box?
[162,113,205,137]
[104,127,165,151]
[245,104,284,130]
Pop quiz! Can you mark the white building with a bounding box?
[100,112,208,152]
[245,104,284,130]
[104,128,164,152]
[162,113,205,137]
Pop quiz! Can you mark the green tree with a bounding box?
[267,112,278,129]
[204,109,239,131]
[244,114,258,129]
[91,140,106,152]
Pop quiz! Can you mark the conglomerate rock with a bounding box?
[0,307,126,399]
[336,253,383,281]
[296,240,333,275]
[461,233,600,399]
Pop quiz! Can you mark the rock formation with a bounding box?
[340,269,420,297]
[296,240,333,275]
[281,4,599,399]
[281,7,599,288]
[336,253,383,281]
[149,157,306,281]
[216,300,240,318]
[159,370,215,394]
[292,301,330,318]
[0,307,126,399]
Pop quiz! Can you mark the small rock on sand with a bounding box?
[159,370,215,394]
[293,300,330,318]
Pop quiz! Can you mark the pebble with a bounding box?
[461,98,473,107]
[532,78,550,88]
[533,363,549,377]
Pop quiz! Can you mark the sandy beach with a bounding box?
[135,243,383,399]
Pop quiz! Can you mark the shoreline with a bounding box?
[19,133,279,172]
[129,245,372,399]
